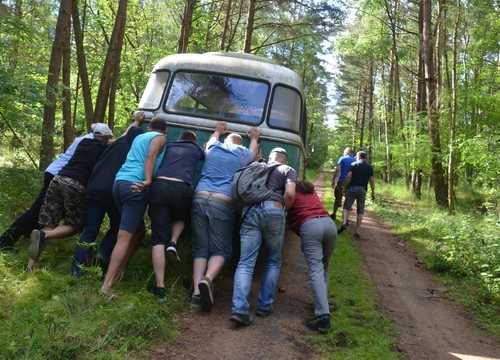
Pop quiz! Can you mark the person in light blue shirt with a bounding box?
[101,115,167,295]
[190,121,259,312]
[330,147,356,220]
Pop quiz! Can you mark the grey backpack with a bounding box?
[231,161,279,205]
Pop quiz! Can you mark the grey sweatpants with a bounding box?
[299,216,337,316]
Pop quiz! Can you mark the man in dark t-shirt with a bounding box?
[27,133,111,269]
[338,151,375,238]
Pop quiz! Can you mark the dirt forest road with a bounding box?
[151,173,500,360]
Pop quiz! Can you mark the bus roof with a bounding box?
[152,52,303,92]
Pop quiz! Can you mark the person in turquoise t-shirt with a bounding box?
[101,115,167,295]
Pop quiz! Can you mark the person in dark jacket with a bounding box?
[27,130,112,269]
[72,117,144,276]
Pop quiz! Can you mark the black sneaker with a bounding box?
[230,313,254,326]
[147,285,166,301]
[256,307,273,317]
[307,314,330,333]
[199,276,214,312]
[28,230,46,261]
[337,224,347,234]
[166,241,180,263]
[190,294,201,309]
[329,214,336,221]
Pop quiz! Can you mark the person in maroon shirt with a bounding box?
[287,180,337,333]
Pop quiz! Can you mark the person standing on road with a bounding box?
[287,180,336,333]
[330,147,355,221]
[147,130,205,300]
[338,151,375,238]
[190,122,259,312]
[230,147,297,327]
[101,117,167,296]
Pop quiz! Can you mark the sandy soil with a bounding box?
[150,173,500,360]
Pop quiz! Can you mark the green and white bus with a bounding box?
[136,52,307,182]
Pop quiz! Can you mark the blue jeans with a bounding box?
[72,198,120,276]
[232,201,286,315]
[191,195,235,262]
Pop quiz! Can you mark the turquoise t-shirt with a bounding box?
[115,131,165,183]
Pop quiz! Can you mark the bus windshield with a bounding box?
[164,71,269,124]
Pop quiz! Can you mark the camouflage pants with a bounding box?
[39,175,86,232]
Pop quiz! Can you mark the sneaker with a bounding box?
[307,314,330,333]
[28,230,46,261]
[255,307,273,317]
[147,285,166,301]
[198,276,214,312]
[337,224,347,234]
[230,313,254,326]
[354,232,361,238]
[190,294,201,309]
[329,214,336,221]
[166,241,180,263]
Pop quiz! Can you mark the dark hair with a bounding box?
[179,131,196,141]
[149,118,167,132]
[295,180,315,194]
[357,151,367,159]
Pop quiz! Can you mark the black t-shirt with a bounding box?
[58,138,107,186]
[348,160,374,190]
[86,126,143,202]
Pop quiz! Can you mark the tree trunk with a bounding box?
[72,0,94,128]
[93,0,128,125]
[178,0,196,53]
[448,0,460,213]
[8,0,22,75]
[62,8,72,151]
[367,59,375,163]
[219,0,233,50]
[422,0,447,206]
[243,0,256,53]
[40,0,72,170]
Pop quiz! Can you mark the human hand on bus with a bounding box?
[215,121,228,135]
[247,127,260,140]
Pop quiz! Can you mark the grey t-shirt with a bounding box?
[265,162,297,204]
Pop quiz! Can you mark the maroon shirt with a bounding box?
[287,190,329,235]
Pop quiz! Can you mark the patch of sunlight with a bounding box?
[449,353,500,360]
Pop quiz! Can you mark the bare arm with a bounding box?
[283,182,296,210]
[370,176,375,201]
[246,127,260,160]
[343,171,352,191]
[206,121,228,148]
[331,165,341,188]
[122,111,145,136]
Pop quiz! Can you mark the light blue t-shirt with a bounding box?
[337,155,356,182]
[115,131,165,183]
[45,133,94,175]
[195,141,254,196]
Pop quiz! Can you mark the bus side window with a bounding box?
[268,85,302,132]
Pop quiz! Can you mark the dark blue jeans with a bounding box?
[72,198,120,276]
